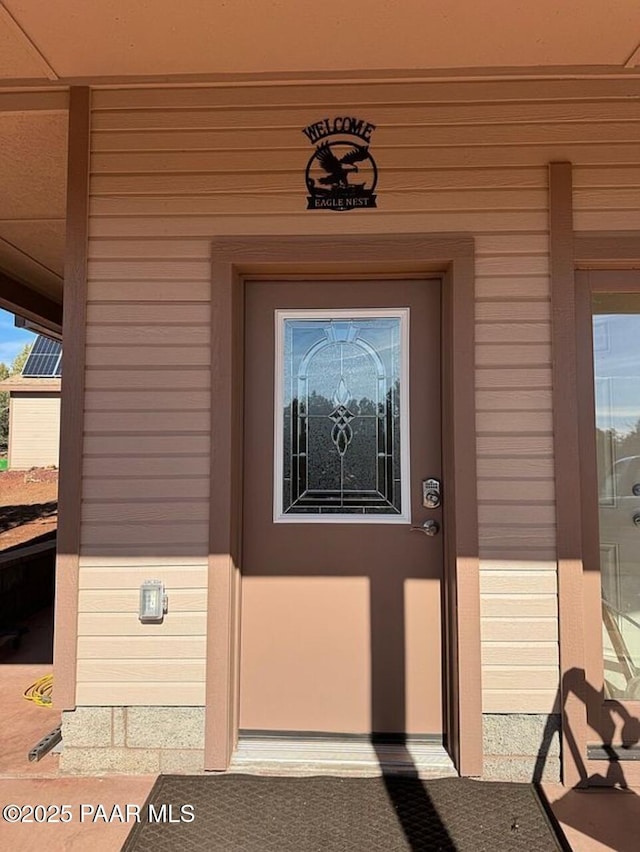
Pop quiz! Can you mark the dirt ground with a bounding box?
[0,469,58,551]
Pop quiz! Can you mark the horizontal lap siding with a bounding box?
[81,113,211,703]
[78,277,210,700]
[480,562,559,712]
[81,79,640,711]
[574,165,640,231]
[76,555,208,704]
[81,215,211,552]
[477,133,639,713]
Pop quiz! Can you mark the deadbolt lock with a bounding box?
[422,478,442,509]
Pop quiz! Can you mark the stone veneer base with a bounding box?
[482,713,562,783]
[60,707,205,775]
[61,707,562,781]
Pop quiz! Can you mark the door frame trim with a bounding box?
[204,234,482,776]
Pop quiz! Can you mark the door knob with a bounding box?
[633,513,640,528]
[411,519,440,537]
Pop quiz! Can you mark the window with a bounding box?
[274,309,410,523]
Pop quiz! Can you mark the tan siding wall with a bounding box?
[8,393,60,469]
[480,561,559,713]
[80,79,640,712]
[76,555,207,705]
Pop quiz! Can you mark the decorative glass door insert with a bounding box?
[274,309,410,522]
[592,293,640,698]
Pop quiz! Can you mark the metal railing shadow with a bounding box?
[534,667,640,852]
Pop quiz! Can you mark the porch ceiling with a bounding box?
[0,108,66,324]
[0,0,639,82]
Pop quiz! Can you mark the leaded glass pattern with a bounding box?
[277,312,408,519]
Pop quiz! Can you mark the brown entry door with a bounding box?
[241,279,443,736]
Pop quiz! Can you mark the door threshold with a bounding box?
[229,733,458,779]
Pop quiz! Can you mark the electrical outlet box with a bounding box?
[139,579,167,623]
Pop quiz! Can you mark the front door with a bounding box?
[240,278,443,737]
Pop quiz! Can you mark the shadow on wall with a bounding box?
[536,668,640,852]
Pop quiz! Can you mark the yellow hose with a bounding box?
[23,674,53,707]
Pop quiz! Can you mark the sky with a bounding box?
[0,308,36,368]
[594,314,640,436]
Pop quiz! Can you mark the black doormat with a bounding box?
[121,774,566,852]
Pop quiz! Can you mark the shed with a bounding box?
[0,336,62,470]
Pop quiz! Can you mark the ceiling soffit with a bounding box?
[0,0,639,82]
[0,108,66,306]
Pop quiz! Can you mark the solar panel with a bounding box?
[22,335,62,377]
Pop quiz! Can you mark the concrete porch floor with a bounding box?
[0,608,639,850]
[543,784,640,852]
[0,604,59,779]
[0,604,158,850]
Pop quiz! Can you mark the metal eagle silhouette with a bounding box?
[315,141,371,188]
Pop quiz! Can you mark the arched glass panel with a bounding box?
[275,310,409,521]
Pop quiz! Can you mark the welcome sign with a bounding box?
[302,116,378,211]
